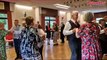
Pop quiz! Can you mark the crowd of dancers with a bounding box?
[0,11,107,60]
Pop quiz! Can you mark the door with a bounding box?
[45,16,56,29]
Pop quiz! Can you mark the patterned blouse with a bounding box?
[20,28,41,60]
[0,30,8,60]
[78,22,102,60]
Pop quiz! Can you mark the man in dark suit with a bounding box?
[46,22,51,45]
[99,19,107,56]
[60,22,65,43]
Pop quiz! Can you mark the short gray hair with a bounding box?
[83,12,94,22]
[71,11,79,17]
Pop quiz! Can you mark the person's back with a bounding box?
[79,23,100,40]
[78,22,102,60]
[20,27,41,60]
[76,12,102,60]
[20,16,41,60]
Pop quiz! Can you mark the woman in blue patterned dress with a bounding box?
[20,16,41,60]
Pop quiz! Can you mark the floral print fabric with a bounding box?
[0,30,8,60]
[20,28,41,60]
[78,23,102,60]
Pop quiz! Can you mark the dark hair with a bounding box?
[14,19,19,21]
[99,19,105,24]
[25,16,34,26]
[37,21,39,24]
[38,25,42,29]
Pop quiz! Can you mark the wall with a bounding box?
[41,8,58,17]
[35,7,41,23]
[11,3,40,26]
[58,11,71,25]
[94,11,107,18]
[41,8,58,30]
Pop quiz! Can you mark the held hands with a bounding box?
[75,28,80,38]
[104,28,107,32]
[71,28,78,33]
[76,28,79,33]
[104,28,107,35]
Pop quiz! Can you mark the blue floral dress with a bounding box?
[20,28,41,60]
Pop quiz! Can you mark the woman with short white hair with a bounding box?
[76,12,102,60]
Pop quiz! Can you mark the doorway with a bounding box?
[45,16,56,29]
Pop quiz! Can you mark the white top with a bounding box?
[63,19,76,35]
[37,29,45,37]
[10,25,22,39]
[98,24,105,34]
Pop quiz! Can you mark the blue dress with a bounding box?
[20,28,41,60]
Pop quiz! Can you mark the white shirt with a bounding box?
[63,19,76,35]
[99,24,105,34]
[10,25,22,39]
[37,29,46,37]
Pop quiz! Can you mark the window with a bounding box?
[0,13,7,18]
[45,16,50,20]
[45,16,56,29]
[0,13,8,30]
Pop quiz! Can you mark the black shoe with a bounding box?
[15,57,22,60]
[48,42,50,45]
[61,42,64,43]
[54,43,58,46]
[15,57,18,60]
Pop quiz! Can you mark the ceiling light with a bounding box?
[54,4,70,9]
[15,4,33,10]
[59,11,66,15]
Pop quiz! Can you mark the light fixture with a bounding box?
[59,11,66,15]
[15,4,33,10]
[54,4,70,9]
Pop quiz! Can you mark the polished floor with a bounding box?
[7,39,107,60]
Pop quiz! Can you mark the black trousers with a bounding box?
[60,33,65,43]
[14,39,22,58]
[77,38,81,60]
[39,46,43,60]
[100,40,107,54]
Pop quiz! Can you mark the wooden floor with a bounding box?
[7,39,107,60]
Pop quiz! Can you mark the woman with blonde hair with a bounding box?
[76,12,102,60]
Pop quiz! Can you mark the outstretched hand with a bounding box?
[0,27,5,30]
[76,28,79,32]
